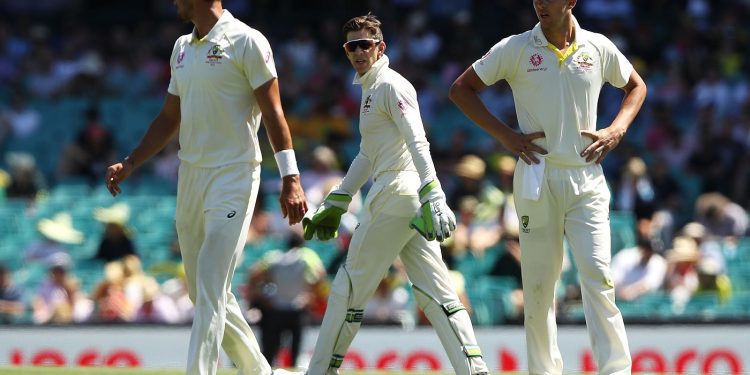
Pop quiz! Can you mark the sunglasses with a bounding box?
[343,38,381,52]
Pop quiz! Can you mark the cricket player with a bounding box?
[449,0,647,374]
[105,1,307,374]
[301,14,489,375]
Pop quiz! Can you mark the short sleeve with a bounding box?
[472,37,515,86]
[241,30,278,90]
[167,39,181,96]
[598,36,633,88]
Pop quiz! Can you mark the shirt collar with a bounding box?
[190,9,234,44]
[530,16,587,48]
[353,54,389,88]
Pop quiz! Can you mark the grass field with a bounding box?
[0,369,471,375]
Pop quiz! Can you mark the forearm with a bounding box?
[263,110,294,152]
[609,72,647,134]
[407,140,437,186]
[338,152,371,195]
[128,117,178,168]
[127,95,180,169]
[256,78,293,153]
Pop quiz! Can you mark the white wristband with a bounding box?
[274,149,300,177]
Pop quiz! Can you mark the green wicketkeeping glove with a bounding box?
[409,180,456,242]
[303,190,352,241]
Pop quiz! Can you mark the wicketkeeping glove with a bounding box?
[409,180,456,242]
[302,190,352,241]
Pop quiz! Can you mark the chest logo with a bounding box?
[530,53,543,67]
[362,95,372,114]
[527,53,547,73]
[521,215,530,233]
[573,51,595,72]
[206,44,224,65]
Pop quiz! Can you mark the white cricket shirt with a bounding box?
[473,17,633,167]
[168,10,276,167]
[353,55,435,182]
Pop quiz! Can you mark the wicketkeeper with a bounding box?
[301,13,489,375]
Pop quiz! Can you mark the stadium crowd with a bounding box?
[0,0,749,335]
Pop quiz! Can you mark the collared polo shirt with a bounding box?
[168,10,276,167]
[473,17,633,167]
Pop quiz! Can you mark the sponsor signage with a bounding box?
[0,326,746,373]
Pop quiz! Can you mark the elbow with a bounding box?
[448,81,463,105]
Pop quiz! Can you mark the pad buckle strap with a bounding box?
[441,301,465,316]
[330,354,345,368]
[464,345,483,358]
[345,308,364,323]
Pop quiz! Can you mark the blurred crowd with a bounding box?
[1,1,750,361]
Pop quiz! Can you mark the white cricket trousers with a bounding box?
[175,162,268,375]
[514,162,631,375]
[308,171,488,375]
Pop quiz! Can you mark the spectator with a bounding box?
[0,90,41,142]
[664,236,701,312]
[91,203,137,262]
[448,154,487,208]
[695,257,732,304]
[89,261,133,323]
[363,264,411,327]
[695,192,749,238]
[489,224,524,319]
[134,281,181,324]
[4,152,45,201]
[449,195,501,257]
[23,212,82,265]
[615,157,656,220]
[679,222,726,274]
[610,232,668,302]
[246,230,326,367]
[57,107,117,183]
[121,254,159,313]
[32,257,92,324]
[0,264,24,324]
[160,264,193,324]
[300,145,344,207]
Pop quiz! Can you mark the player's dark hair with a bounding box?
[342,12,383,41]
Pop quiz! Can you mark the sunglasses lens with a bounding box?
[345,39,376,52]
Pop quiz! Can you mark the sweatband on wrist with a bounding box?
[274,149,300,177]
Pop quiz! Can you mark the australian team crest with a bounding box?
[573,51,595,72]
[362,95,372,114]
[206,44,224,65]
[521,215,530,233]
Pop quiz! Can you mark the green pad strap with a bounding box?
[345,308,364,323]
[441,301,466,316]
[330,354,345,368]
[464,345,483,358]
